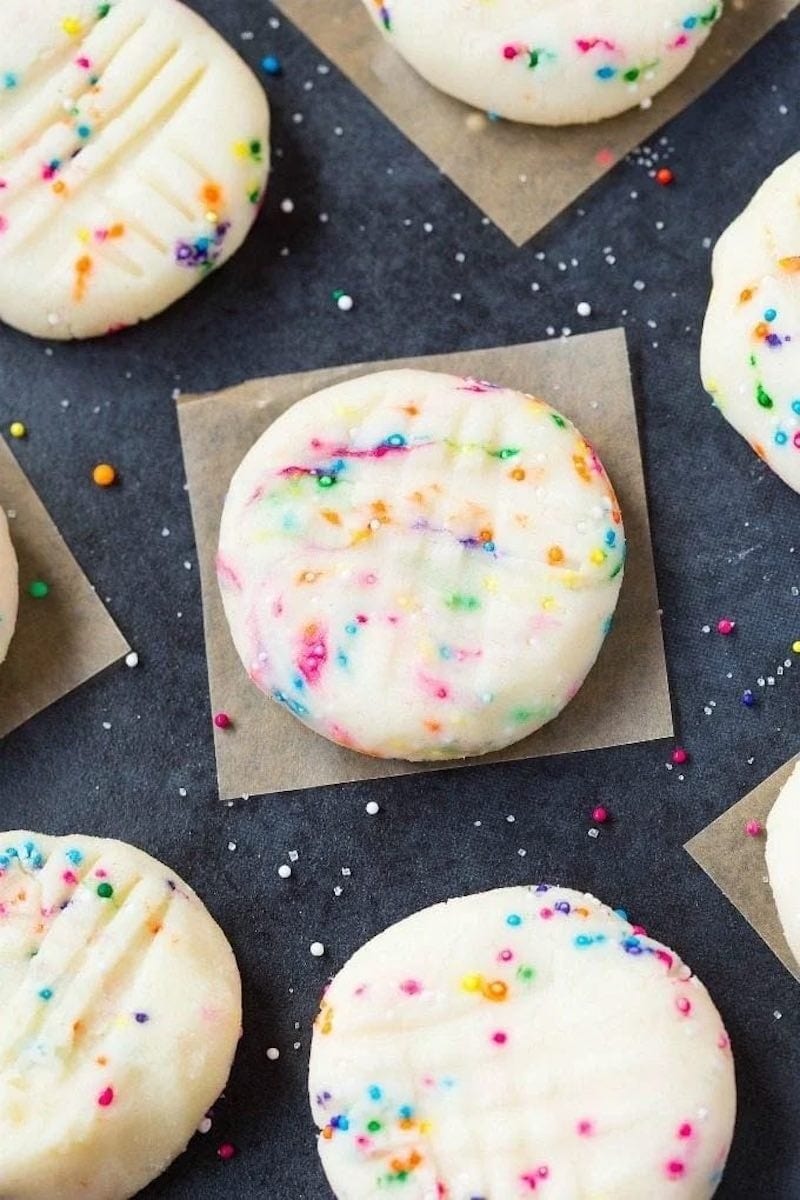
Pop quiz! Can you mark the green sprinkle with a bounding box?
[367,1120,382,1132]
[97,2,111,16]
[28,580,50,599]
[96,882,114,899]
[490,446,520,460]
[445,593,480,612]
[623,67,640,82]
[517,965,536,983]
[756,383,774,409]
[528,50,539,69]
[512,707,534,723]
[317,474,336,488]
[550,413,567,429]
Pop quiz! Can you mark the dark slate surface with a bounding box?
[1,3,799,1197]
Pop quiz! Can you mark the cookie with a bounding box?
[218,368,625,762]
[0,505,18,664]
[766,760,800,967]
[362,1,722,125]
[701,151,800,495]
[309,885,736,1200]
[0,0,269,339]
[0,830,241,1200]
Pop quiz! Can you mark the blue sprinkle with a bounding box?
[602,615,614,636]
[775,431,788,445]
[742,690,755,708]
[331,1114,349,1131]
[764,308,777,322]
[596,65,616,79]
[336,651,348,667]
[574,934,592,948]
[604,530,616,546]
[261,55,282,76]
[398,1104,413,1119]
[506,913,522,927]
[0,856,8,869]
[614,908,628,921]
[345,623,357,636]
[792,400,800,415]
[683,15,698,27]
[76,123,91,139]
[3,72,18,90]
[385,433,406,447]
[368,1085,382,1101]
[483,541,496,553]
[293,675,305,690]
[66,848,83,865]
[38,987,53,1001]
[439,645,452,660]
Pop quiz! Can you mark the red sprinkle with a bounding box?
[217,1143,236,1161]
[745,820,763,838]
[592,805,609,824]
[656,167,675,186]
[671,747,689,766]
[214,712,232,729]
[717,618,736,636]
[97,1087,114,1107]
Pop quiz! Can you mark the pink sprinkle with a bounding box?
[655,948,674,971]
[666,1160,686,1179]
[676,996,692,1016]
[539,907,554,920]
[498,948,514,962]
[718,1032,731,1051]
[745,820,763,838]
[492,1031,508,1045]
[671,747,689,765]
[217,1143,236,1161]
[577,1119,594,1136]
[678,1123,693,1139]
[0,216,7,234]
[97,1087,114,1107]
[62,870,78,885]
[595,148,616,167]
[631,924,647,936]
[399,979,422,995]
[592,805,609,824]
[76,55,91,68]
[95,868,108,879]
[214,712,232,729]
[502,43,519,59]
[716,618,735,636]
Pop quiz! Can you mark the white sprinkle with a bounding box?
[198,1117,213,1134]
[288,849,299,862]
[178,787,187,798]
[333,885,343,897]
[125,651,139,668]
[102,721,112,730]
[280,198,295,213]
[337,293,354,312]
[228,841,237,852]
[588,828,599,839]
[633,279,646,291]
[506,814,516,823]
[161,526,170,537]
[423,222,433,233]
[278,864,292,879]
[310,941,325,958]
[365,800,380,815]
[341,867,351,877]
[774,1010,782,1020]
[267,1047,280,1061]
[576,301,592,317]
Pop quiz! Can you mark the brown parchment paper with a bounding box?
[0,439,129,739]
[686,754,800,982]
[178,328,672,799]
[272,0,799,246]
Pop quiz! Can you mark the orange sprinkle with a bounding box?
[402,404,419,416]
[479,528,493,543]
[572,453,590,483]
[108,223,125,239]
[739,287,755,303]
[321,510,341,525]
[547,545,564,565]
[92,463,116,487]
[483,980,508,1002]
[779,256,800,273]
[73,254,92,301]
[424,719,442,734]
[322,1127,333,1141]
[510,467,526,481]
[754,322,768,339]
[399,1118,415,1130]
[752,441,767,461]
[574,906,590,918]
[148,919,162,936]
[52,180,67,195]
[201,182,223,207]
[96,1055,107,1066]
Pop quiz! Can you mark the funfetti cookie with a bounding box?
[701,152,800,496]
[0,831,241,1200]
[218,368,626,763]
[361,1,723,126]
[309,885,737,1200]
[0,0,270,340]
[766,761,800,968]
[0,505,18,664]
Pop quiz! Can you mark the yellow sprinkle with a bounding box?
[541,596,556,611]
[9,421,26,439]
[232,140,248,159]
[482,576,498,593]
[461,973,482,993]
[61,15,82,35]
[77,228,90,244]
[792,640,800,655]
[589,548,607,565]
[419,1121,432,1135]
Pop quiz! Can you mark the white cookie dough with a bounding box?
[0,0,269,340]
[218,368,625,762]
[0,830,241,1200]
[362,0,723,125]
[0,506,18,664]
[701,152,800,495]
[766,761,800,967]
[309,885,737,1200]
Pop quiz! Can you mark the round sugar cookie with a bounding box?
[701,152,800,495]
[0,506,18,664]
[0,0,269,340]
[362,1,723,126]
[0,830,241,1200]
[766,761,800,967]
[309,885,737,1200]
[217,368,625,762]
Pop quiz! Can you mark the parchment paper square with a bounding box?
[686,754,800,982]
[0,440,129,738]
[273,0,799,246]
[178,328,672,799]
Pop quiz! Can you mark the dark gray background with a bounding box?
[1,3,798,1196]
